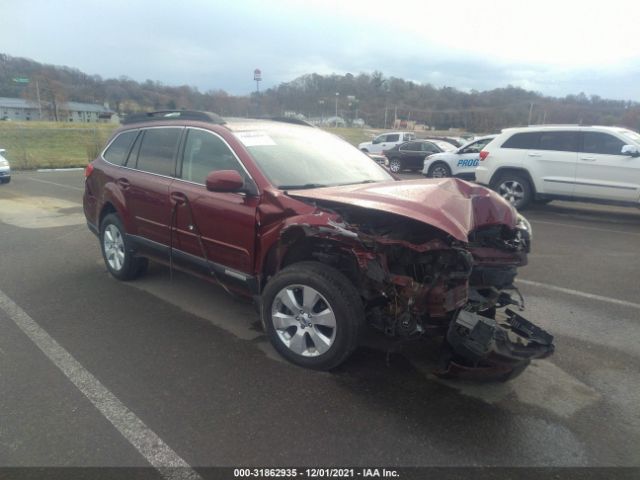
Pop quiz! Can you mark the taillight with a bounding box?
[479,150,490,161]
[84,163,94,178]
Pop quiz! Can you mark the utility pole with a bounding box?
[35,80,42,119]
[335,92,339,127]
[528,102,534,125]
[394,105,398,128]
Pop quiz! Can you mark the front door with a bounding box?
[170,128,258,275]
[575,131,640,202]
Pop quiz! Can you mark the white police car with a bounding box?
[0,149,10,184]
[422,135,496,179]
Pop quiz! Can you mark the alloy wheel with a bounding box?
[103,224,125,271]
[271,285,337,357]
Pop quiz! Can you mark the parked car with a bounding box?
[383,140,446,173]
[475,125,640,210]
[422,135,497,179]
[83,110,552,380]
[0,149,10,184]
[358,131,416,154]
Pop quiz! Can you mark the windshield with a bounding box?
[235,125,393,189]
[619,129,640,144]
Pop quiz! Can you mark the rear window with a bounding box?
[103,130,137,166]
[135,128,181,176]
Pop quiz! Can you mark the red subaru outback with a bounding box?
[83,111,553,380]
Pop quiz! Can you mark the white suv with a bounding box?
[358,131,416,154]
[475,126,640,210]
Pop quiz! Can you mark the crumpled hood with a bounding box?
[289,178,517,242]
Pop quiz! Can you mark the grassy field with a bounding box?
[0,121,117,169]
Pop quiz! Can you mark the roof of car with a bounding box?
[501,125,628,133]
[120,110,314,129]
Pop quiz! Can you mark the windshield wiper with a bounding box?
[279,183,327,190]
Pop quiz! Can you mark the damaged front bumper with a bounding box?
[436,308,554,381]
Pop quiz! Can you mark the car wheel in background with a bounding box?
[492,173,532,210]
[0,178,10,184]
[100,213,148,281]
[428,162,452,178]
[261,261,364,371]
[388,158,402,173]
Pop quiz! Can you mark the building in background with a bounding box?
[0,97,42,121]
[0,97,118,123]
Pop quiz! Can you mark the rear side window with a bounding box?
[501,132,541,149]
[538,132,578,152]
[400,142,421,151]
[181,129,245,184]
[103,130,137,166]
[136,128,181,176]
[581,132,626,155]
[421,142,440,153]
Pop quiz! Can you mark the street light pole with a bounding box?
[335,92,339,127]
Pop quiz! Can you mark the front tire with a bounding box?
[388,158,402,173]
[428,162,452,178]
[100,213,147,281]
[261,261,364,371]
[492,173,532,210]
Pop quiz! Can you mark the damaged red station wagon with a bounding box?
[83,111,554,380]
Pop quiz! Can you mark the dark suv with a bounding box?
[84,111,553,380]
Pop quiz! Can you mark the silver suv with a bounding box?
[475,125,640,209]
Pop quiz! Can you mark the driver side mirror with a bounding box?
[621,145,640,157]
[205,170,258,195]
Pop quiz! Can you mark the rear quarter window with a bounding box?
[501,132,541,149]
[103,130,138,166]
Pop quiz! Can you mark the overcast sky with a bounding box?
[2,0,640,100]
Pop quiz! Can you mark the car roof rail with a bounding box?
[121,110,226,125]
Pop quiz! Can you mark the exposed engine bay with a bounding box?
[279,200,554,381]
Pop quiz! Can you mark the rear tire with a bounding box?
[492,173,532,210]
[0,178,10,184]
[261,261,364,371]
[100,213,147,281]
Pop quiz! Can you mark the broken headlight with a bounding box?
[516,213,532,241]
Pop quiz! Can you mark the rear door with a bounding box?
[397,141,425,169]
[119,127,182,246]
[500,131,577,196]
[574,131,640,202]
[170,128,259,276]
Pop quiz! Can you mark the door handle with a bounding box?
[116,178,130,190]
[581,156,597,162]
[170,192,187,205]
[528,152,542,157]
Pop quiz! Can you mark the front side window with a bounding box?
[136,128,181,176]
[181,129,245,184]
[461,138,492,154]
[581,132,626,155]
[103,130,138,166]
[386,134,400,142]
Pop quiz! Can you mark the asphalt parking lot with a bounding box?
[1,170,639,474]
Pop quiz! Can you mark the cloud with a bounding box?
[1,0,639,100]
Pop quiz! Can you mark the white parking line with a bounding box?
[0,289,201,480]
[517,279,640,310]
[25,177,84,191]
[530,219,640,237]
